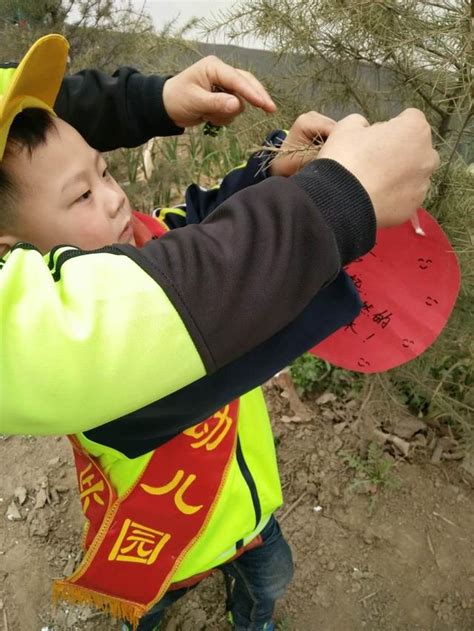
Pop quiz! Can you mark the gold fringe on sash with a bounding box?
[52,580,145,630]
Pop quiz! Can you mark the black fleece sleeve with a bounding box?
[294,160,376,266]
[54,67,183,151]
[117,159,376,371]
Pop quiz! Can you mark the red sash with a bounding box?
[54,401,239,627]
[53,213,241,628]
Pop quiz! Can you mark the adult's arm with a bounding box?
[86,272,361,458]
[0,160,375,436]
[54,67,183,151]
[53,56,276,152]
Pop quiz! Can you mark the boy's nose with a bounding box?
[105,185,126,217]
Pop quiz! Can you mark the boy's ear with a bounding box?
[0,233,20,257]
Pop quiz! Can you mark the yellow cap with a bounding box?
[0,34,69,160]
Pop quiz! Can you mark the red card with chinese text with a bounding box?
[311,208,461,373]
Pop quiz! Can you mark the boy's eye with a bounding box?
[102,168,109,178]
[76,190,92,203]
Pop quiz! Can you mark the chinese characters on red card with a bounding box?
[311,209,461,373]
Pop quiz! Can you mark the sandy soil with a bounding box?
[1,382,473,631]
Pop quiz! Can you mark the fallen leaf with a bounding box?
[316,392,337,405]
[63,556,76,577]
[274,370,312,420]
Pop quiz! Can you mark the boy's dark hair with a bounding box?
[0,108,55,230]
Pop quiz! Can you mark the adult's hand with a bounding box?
[162,55,276,128]
[317,108,440,228]
[270,111,336,177]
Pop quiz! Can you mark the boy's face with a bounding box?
[2,117,135,253]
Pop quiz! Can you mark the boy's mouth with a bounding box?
[118,220,133,243]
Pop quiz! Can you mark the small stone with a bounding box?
[28,510,50,537]
[50,488,60,505]
[322,409,336,421]
[34,488,49,509]
[54,609,67,626]
[331,436,343,452]
[66,610,79,628]
[316,392,337,405]
[192,608,207,628]
[6,500,22,521]
[327,561,336,571]
[80,606,96,621]
[38,475,49,489]
[48,456,60,467]
[14,486,28,505]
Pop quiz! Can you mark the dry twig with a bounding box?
[279,491,308,523]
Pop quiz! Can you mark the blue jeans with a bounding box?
[122,516,293,631]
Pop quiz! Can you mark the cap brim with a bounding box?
[0,34,69,159]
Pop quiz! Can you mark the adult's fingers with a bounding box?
[294,111,336,142]
[333,113,370,131]
[395,107,427,122]
[209,57,276,113]
[198,90,246,126]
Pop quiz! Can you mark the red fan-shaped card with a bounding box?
[311,208,461,373]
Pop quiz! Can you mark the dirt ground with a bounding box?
[1,381,473,631]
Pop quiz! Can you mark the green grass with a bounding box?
[290,353,364,398]
[342,443,401,512]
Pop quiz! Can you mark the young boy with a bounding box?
[0,106,345,631]
[0,36,367,631]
